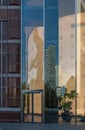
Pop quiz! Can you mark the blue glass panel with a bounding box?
[22,0,44,123]
[44,0,58,123]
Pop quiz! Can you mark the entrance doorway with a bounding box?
[22,89,43,123]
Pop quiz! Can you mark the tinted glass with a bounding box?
[22,0,43,123]
[58,0,77,124]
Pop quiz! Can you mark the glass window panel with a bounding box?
[8,19,20,39]
[2,87,8,107]
[45,10,58,39]
[2,43,20,73]
[3,0,8,5]
[16,87,20,97]
[0,43,1,54]
[0,53,1,73]
[8,19,20,29]
[16,78,20,86]
[58,0,76,123]
[8,78,16,87]
[46,0,58,6]
[8,10,20,19]
[8,87,20,97]
[25,0,43,6]
[3,0,20,5]
[8,43,20,53]
[8,87,16,97]
[16,53,20,63]
[2,43,8,52]
[2,54,8,73]
[8,53,16,64]
[16,64,20,73]
[8,52,19,73]
[76,0,85,123]
[8,98,20,108]
[2,86,20,108]
[44,0,58,123]
[3,21,8,40]
[2,78,8,86]
[8,78,20,87]
[8,64,16,73]
[22,0,43,123]
[0,77,1,86]
[0,21,1,39]
[0,9,8,20]
[8,28,20,39]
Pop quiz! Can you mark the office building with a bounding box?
[0,0,21,121]
[0,0,85,124]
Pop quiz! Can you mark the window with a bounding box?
[0,21,1,40]
[3,0,20,6]
[3,21,8,40]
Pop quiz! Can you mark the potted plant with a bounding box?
[59,89,77,122]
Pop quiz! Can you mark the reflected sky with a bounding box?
[22,0,43,83]
[59,14,75,86]
[59,0,75,17]
[26,0,43,6]
[22,0,78,86]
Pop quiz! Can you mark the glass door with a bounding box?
[22,90,43,123]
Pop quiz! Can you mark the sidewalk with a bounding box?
[0,122,85,130]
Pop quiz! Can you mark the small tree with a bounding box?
[59,89,77,112]
[58,88,77,122]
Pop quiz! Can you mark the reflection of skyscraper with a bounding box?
[45,45,56,89]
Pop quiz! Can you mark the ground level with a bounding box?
[0,122,85,130]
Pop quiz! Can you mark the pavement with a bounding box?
[0,122,85,130]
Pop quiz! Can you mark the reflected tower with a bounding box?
[45,45,56,90]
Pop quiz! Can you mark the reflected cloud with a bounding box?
[59,14,75,86]
[27,27,44,90]
[27,0,43,6]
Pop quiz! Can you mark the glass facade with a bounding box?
[21,0,58,123]
[58,0,85,124]
[21,0,44,123]
[0,0,20,5]
[0,0,85,124]
[0,0,21,121]
[44,0,58,123]
[21,0,85,124]
[58,0,76,123]
[76,0,85,122]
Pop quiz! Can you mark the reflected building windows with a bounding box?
[1,43,20,73]
[2,0,20,5]
[8,9,20,40]
[2,77,20,108]
[3,21,8,40]
[0,0,85,123]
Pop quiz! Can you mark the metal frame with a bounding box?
[21,89,43,123]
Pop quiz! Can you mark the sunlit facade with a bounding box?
[59,0,85,122]
[0,0,85,123]
[21,0,85,123]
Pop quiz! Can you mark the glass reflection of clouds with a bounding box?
[27,27,44,90]
[59,14,75,86]
[26,0,43,6]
